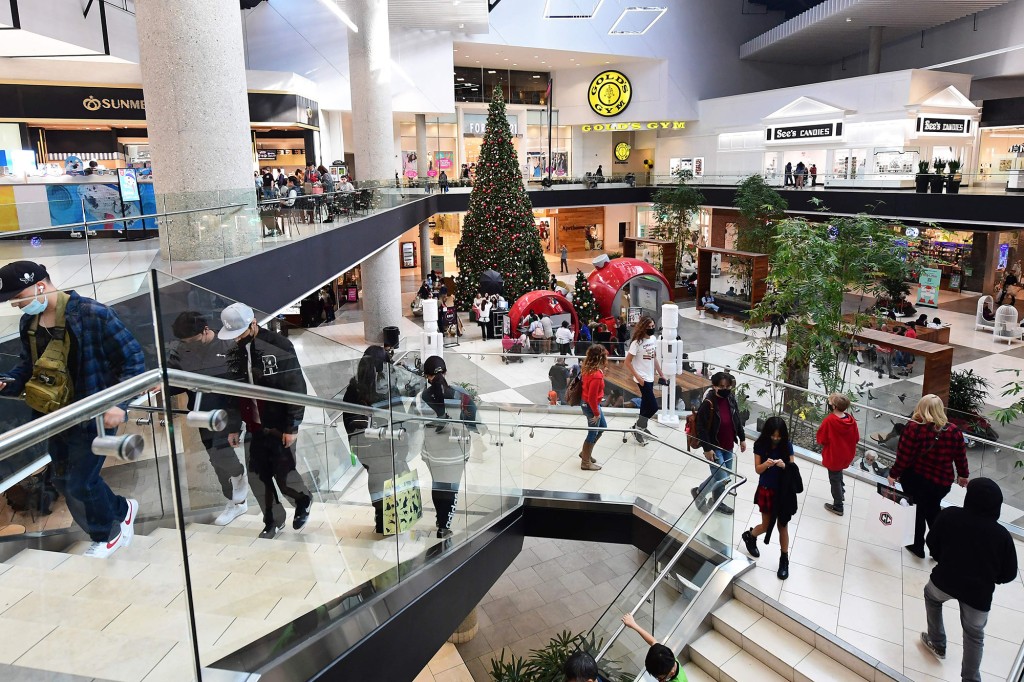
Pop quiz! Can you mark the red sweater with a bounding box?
[582,370,605,414]
[817,412,860,470]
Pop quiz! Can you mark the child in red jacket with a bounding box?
[818,393,860,516]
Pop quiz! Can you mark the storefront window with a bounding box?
[398,116,458,178]
[525,110,571,178]
[873,148,919,176]
[454,68,550,104]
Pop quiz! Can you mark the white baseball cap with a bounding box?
[218,302,255,340]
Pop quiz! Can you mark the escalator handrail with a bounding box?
[593,476,747,662]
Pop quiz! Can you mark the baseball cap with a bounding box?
[218,303,255,340]
[0,261,49,303]
[422,355,447,376]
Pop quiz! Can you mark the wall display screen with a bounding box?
[916,267,942,308]
[117,168,140,203]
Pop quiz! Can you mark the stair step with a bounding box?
[794,649,869,682]
[738,617,814,680]
[720,649,788,682]
[712,599,762,646]
[682,662,716,682]
[689,630,740,677]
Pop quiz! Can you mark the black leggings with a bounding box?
[901,471,949,551]
[638,379,659,420]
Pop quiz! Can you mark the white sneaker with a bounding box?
[84,530,127,559]
[229,474,249,504]
[214,501,248,526]
[121,498,139,548]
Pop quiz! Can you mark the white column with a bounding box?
[135,0,258,262]
[415,113,429,183]
[419,219,432,280]
[348,0,402,343]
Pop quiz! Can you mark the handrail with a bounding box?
[0,202,247,238]
[1007,642,1024,682]
[593,476,746,661]
[0,370,161,464]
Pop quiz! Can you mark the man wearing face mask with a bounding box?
[219,303,312,539]
[0,261,144,558]
[168,311,248,526]
[691,371,747,515]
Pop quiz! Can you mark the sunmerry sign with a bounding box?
[588,70,632,118]
[581,121,686,132]
[766,121,842,142]
[1009,143,1024,153]
[917,116,971,135]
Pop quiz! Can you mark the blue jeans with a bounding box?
[925,579,988,682]
[697,447,734,502]
[49,427,128,542]
[581,405,606,444]
[704,303,720,312]
[638,379,658,419]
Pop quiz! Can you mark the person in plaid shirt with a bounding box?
[0,261,144,559]
[888,394,969,559]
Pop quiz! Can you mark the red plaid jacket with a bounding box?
[891,420,969,488]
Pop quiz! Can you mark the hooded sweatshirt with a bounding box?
[816,412,860,470]
[926,478,1018,611]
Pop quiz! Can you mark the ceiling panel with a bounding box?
[740,0,1018,63]
[335,0,490,33]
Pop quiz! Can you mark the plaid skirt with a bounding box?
[754,484,776,515]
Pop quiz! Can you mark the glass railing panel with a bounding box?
[0,370,199,681]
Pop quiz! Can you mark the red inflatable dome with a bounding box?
[507,290,578,336]
[587,257,671,323]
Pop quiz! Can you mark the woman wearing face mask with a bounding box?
[741,416,798,580]
[418,356,469,539]
[579,344,607,471]
[624,316,665,445]
[692,372,747,515]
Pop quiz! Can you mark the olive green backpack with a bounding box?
[24,291,74,414]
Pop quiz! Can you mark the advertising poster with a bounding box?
[550,151,568,177]
[44,182,156,230]
[627,307,642,325]
[436,151,453,171]
[916,267,942,308]
[117,168,140,203]
[430,255,445,275]
[402,151,418,178]
[527,151,545,178]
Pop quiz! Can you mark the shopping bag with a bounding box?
[861,483,915,548]
[382,469,423,536]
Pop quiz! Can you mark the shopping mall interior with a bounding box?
[2,1,1024,681]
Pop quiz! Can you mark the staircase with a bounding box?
[0,499,458,681]
[686,585,908,682]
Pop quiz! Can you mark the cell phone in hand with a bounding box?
[657,378,670,386]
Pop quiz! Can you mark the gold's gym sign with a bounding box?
[582,121,686,132]
[588,70,631,117]
[83,95,145,112]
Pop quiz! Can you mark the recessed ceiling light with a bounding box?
[476,60,480,63]
[457,77,465,81]
[512,63,518,65]
[604,61,610,64]
[532,75,541,78]
[570,58,575,61]
[503,58,508,61]
[541,61,546,64]
[846,17,852,22]
[488,70,496,73]
[534,55,539,58]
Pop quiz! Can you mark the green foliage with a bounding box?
[947,159,962,175]
[488,631,624,682]
[932,158,947,173]
[650,169,705,281]
[573,270,599,324]
[948,369,990,416]
[455,86,550,308]
[741,212,910,398]
[879,275,912,306]
[917,160,931,174]
[733,174,787,258]
[990,368,1024,475]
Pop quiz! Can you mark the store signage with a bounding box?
[766,121,842,142]
[463,113,518,136]
[905,227,920,238]
[614,142,631,162]
[0,83,319,127]
[257,150,277,160]
[588,70,632,117]
[582,121,685,132]
[1009,144,1024,153]
[917,116,971,135]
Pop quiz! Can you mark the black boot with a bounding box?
[777,552,790,580]
[741,529,760,558]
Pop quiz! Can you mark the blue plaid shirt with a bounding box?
[4,292,145,411]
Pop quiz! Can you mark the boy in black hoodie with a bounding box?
[920,478,1018,682]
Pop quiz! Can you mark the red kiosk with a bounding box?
[507,290,579,337]
[587,256,672,327]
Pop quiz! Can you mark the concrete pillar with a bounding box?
[419,220,432,280]
[868,26,884,75]
[347,0,402,343]
[415,113,429,185]
[135,0,258,262]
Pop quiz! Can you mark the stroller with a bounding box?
[501,334,525,363]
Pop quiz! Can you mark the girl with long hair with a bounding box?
[888,394,969,558]
[579,344,608,471]
[624,315,665,445]
[741,416,796,580]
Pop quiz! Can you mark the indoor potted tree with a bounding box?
[947,369,999,443]
[930,159,946,193]
[946,159,963,194]
[432,229,443,246]
[915,160,931,193]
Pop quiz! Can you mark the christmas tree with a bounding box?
[456,86,550,308]
[573,270,599,325]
